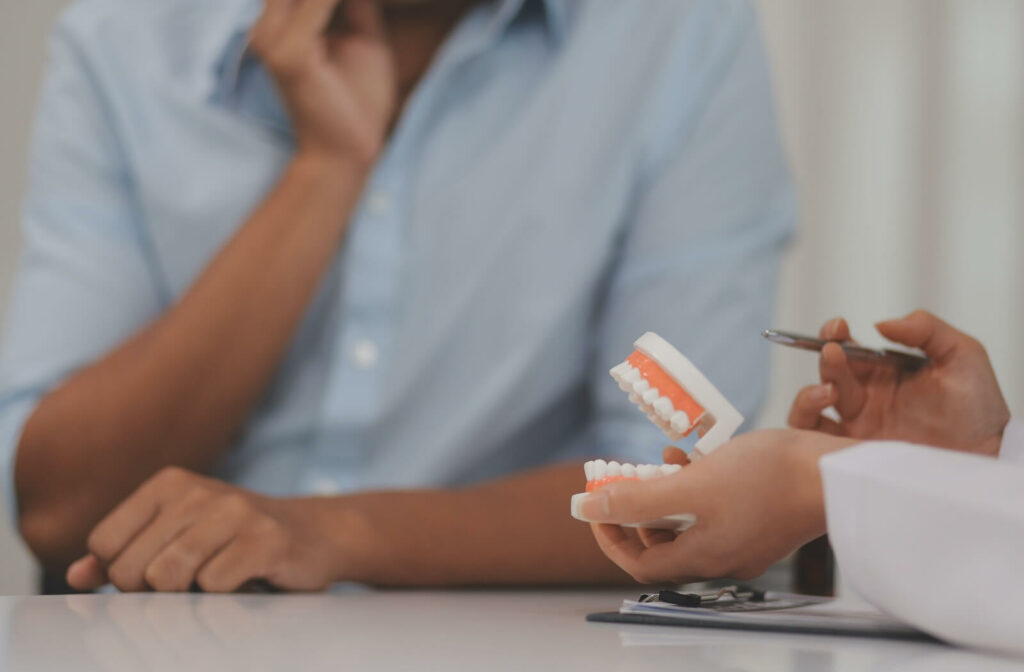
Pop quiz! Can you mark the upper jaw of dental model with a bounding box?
[583,459,682,493]
[610,354,706,442]
[609,332,745,455]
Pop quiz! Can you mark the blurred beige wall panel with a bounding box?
[0,0,69,595]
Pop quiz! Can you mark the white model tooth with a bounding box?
[638,464,660,480]
[610,362,630,379]
[607,461,622,478]
[592,459,607,480]
[622,463,637,479]
[668,430,683,442]
[661,464,683,476]
[618,381,633,392]
[628,392,641,404]
[653,397,674,420]
[670,411,691,434]
[632,379,650,395]
[584,461,594,481]
[622,368,641,384]
[642,388,660,405]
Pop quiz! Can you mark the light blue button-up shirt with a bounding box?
[0,0,793,517]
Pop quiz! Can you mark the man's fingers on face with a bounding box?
[143,494,252,593]
[788,384,836,429]
[342,0,387,39]
[820,343,867,419]
[286,0,345,45]
[251,0,292,55]
[66,554,108,591]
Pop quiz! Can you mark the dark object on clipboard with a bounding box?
[587,586,937,642]
[642,585,767,609]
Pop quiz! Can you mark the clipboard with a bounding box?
[587,587,936,642]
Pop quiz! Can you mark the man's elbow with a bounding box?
[18,502,87,574]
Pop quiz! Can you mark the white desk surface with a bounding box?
[0,590,1020,672]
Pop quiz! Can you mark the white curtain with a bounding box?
[756,0,1024,428]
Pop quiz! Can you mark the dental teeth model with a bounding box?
[570,460,695,531]
[610,331,743,458]
[571,333,744,531]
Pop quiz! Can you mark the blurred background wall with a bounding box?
[1,0,1022,594]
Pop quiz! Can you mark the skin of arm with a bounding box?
[17,0,396,571]
[66,461,629,592]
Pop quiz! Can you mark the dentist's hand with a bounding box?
[789,311,1010,457]
[251,0,397,166]
[582,430,856,584]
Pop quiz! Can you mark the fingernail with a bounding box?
[811,383,833,402]
[826,318,842,336]
[579,492,611,520]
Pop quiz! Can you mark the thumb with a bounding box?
[66,554,108,591]
[875,310,969,365]
[578,472,698,524]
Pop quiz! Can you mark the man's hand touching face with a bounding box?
[66,469,349,593]
[251,0,398,166]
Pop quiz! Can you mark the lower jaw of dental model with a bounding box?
[570,459,697,532]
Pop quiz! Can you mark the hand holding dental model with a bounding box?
[580,311,1024,657]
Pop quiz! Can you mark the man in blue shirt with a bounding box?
[0,0,793,591]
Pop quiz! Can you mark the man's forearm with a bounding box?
[324,463,634,587]
[17,154,368,568]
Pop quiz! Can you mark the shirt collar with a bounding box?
[212,0,575,118]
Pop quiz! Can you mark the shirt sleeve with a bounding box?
[0,18,164,522]
[820,442,1024,656]
[998,418,1024,465]
[580,2,795,464]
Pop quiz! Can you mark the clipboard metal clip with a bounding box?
[639,585,766,609]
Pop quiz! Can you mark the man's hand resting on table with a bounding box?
[788,310,1011,457]
[66,468,357,592]
[580,431,856,585]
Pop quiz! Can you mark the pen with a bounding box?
[762,329,929,371]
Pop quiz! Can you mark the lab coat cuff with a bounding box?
[998,417,1024,465]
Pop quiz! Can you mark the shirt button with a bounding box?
[351,339,380,370]
[368,191,392,217]
[310,477,340,497]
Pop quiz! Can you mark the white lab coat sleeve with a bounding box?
[820,442,1024,657]
[998,418,1024,465]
